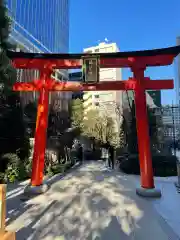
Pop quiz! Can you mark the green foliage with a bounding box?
[83,109,121,148]
[0,148,74,182]
[24,101,37,120]
[51,164,66,174]
[2,153,20,167]
[0,172,5,183]
[71,98,84,129]
[120,154,177,177]
[127,101,160,154]
[46,162,72,177]
[0,152,31,183]
[0,0,11,48]
[71,99,125,149]
[23,157,32,178]
[46,165,54,177]
[5,164,19,183]
[127,102,138,154]
[119,116,126,149]
[104,116,120,148]
[2,153,20,183]
[0,51,17,94]
[0,93,30,159]
[83,109,100,140]
[24,101,37,137]
[0,3,29,169]
[5,163,28,183]
[48,109,70,139]
[0,1,16,94]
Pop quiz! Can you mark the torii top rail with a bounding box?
[7,45,180,191]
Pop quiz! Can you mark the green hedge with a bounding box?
[51,163,72,174]
[120,154,177,177]
[0,151,75,183]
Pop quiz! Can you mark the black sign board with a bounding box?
[82,56,100,83]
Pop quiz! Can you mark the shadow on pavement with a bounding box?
[6,161,177,240]
[5,162,83,228]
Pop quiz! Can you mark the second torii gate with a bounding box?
[9,46,179,197]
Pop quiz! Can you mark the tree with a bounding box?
[127,100,160,154]
[71,98,84,130]
[82,109,120,148]
[23,101,37,137]
[0,1,16,94]
[0,93,30,160]
[0,1,11,48]
[83,109,101,141]
[0,2,30,164]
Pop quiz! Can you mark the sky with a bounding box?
[69,0,180,105]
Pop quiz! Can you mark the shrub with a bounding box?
[0,95,31,161]
[17,164,28,181]
[120,154,177,177]
[5,164,19,183]
[66,162,72,170]
[46,162,73,177]
[1,153,20,168]
[46,165,54,177]
[0,172,5,183]
[17,137,30,161]
[51,164,67,174]
[2,153,28,182]
[0,154,9,172]
[24,157,32,178]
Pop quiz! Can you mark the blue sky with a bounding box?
[69,0,180,105]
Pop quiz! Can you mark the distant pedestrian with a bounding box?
[101,143,109,167]
[104,142,111,168]
[78,143,83,162]
[109,145,115,169]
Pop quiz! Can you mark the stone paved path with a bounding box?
[6,161,178,239]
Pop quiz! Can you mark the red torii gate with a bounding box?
[8,46,179,197]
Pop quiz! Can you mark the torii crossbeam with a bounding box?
[9,45,180,197]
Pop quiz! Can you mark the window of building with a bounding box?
[94,94,99,98]
[95,48,99,52]
[95,102,99,106]
[85,50,92,53]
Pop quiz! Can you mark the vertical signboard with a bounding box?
[82,56,100,83]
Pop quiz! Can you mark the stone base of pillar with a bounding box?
[136,187,161,198]
[21,183,49,200]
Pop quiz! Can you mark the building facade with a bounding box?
[69,72,83,99]
[83,42,123,115]
[7,0,70,110]
[7,0,69,53]
[82,42,123,133]
[147,90,161,107]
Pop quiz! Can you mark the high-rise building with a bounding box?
[83,42,122,113]
[147,90,161,107]
[7,0,69,53]
[176,36,180,105]
[69,72,83,99]
[83,41,123,132]
[7,0,70,110]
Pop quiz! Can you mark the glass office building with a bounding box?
[7,0,69,53]
[6,0,70,109]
